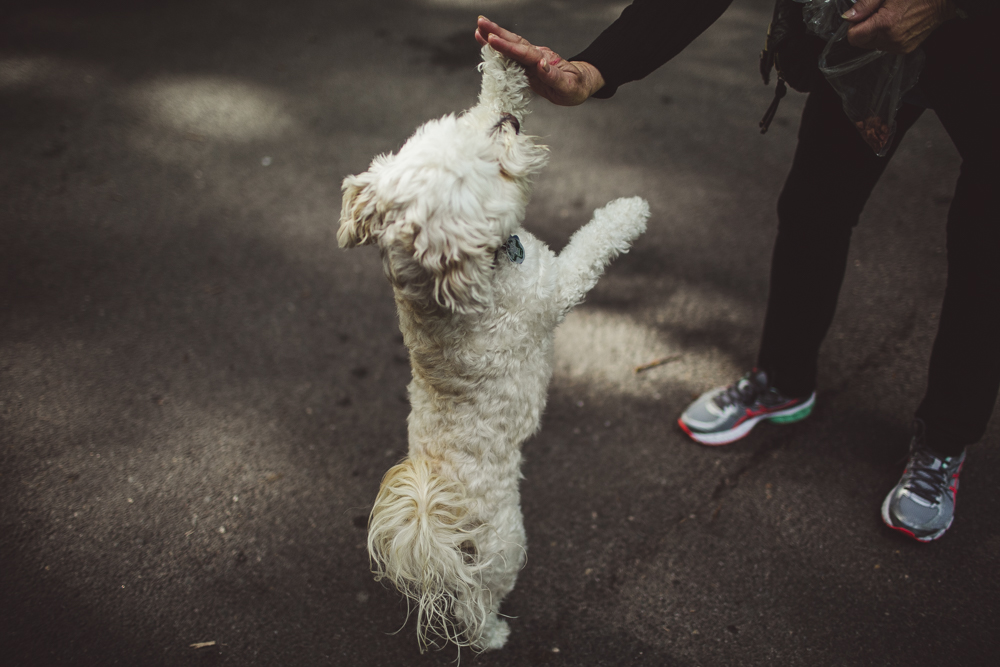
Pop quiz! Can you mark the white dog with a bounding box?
[338,46,649,652]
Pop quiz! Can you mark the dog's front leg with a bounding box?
[555,197,650,313]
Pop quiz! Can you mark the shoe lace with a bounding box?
[714,373,765,410]
[903,450,953,505]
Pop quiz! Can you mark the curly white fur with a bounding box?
[340,46,649,652]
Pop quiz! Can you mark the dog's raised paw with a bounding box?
[601,196,650,235]
[589,196,650,250]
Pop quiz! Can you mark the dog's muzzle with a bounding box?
[495,113,520,135]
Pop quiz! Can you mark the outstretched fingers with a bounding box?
[478,19,543,66]
[476,15,558,82]
[476,16,527,50]
[474,16,600,106]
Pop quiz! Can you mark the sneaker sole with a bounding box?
[880,493,952,543]
[678,393,816,446]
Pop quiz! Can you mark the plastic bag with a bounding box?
[796,0,924,156]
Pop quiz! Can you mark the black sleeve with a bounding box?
[954,0,997,17]
[569,0,735,98]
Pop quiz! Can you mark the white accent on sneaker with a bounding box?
[682,399,737,430]
[703,397,731,418]
[902,489,935,508]
[686,413,768,445]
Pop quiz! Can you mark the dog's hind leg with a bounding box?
[555,196,650,313]
[453,509,526,651]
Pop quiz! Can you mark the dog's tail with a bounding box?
[367,457,491,652]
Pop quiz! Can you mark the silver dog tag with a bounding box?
[501,235,525,264]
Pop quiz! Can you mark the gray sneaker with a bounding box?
[882,422,966,542]
[678,369,815,445]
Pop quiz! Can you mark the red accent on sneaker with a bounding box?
[743,399,797,421]
[885,523,919,540]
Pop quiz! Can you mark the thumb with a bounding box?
[535,59,569,94]
[842,0,884,22]
[846,11,886,49]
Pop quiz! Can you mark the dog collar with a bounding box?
[499,235,524,264]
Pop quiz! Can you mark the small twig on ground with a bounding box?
[633,354,681,374]
[190,641,216,649]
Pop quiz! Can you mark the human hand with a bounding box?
[842,0,956,53]
[475,16,605,106]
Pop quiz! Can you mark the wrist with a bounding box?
[573,61,605,98]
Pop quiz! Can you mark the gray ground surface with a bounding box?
[2,1,997,665]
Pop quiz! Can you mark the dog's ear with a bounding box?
[338,156,388,248]
[411,213,496,314]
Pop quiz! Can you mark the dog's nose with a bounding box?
[498,112,520,135]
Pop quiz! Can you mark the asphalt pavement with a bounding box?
[2,1,997,665]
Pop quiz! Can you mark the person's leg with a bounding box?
[757,84,924,397]
[678,83,923,445]
[879,17,998,542]
[915,171,1000,453]
[911,19,1000,455]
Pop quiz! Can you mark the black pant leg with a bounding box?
[912,19,1000,453]
[757,82,924,397]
